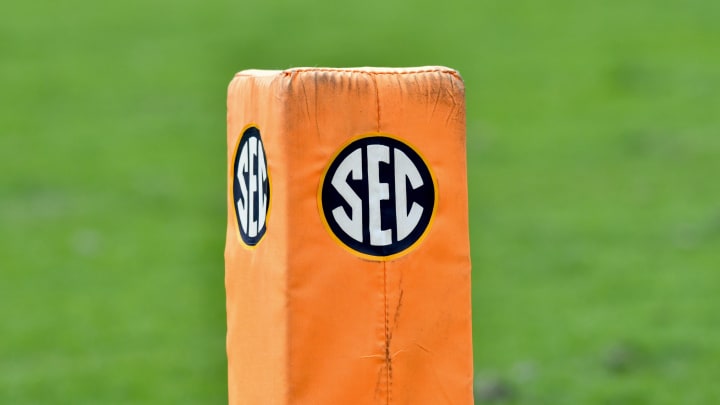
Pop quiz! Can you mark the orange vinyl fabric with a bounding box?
[226,67,473,405]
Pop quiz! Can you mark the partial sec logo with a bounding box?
[319,134,436,260]
[232,125,270,247]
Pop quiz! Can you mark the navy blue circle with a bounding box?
[321,136,435,258]
[233,126,270,246]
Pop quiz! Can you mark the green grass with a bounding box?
[2,0,720,403]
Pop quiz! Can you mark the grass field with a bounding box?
[2,0,720,403]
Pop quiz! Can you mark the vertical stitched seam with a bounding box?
[373,71,390,405]
[383,261,391,405]
[371,73,381,133]
[376,73,389,404]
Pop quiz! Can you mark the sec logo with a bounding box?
[319,134,437,260]
[232,125,270,247]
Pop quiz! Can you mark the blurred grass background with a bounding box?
[2,0,720,403]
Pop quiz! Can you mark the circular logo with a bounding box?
[319,134,436,260]
[232,125,270,246]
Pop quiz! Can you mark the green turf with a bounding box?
[2,0,720,403]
